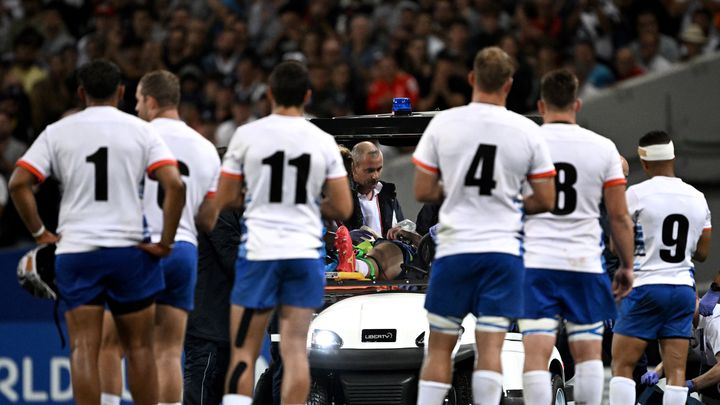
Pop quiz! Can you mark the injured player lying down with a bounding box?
[329,224,433,281]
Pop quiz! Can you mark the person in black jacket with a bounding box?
[344,141,404,238]
[183,209,242,405]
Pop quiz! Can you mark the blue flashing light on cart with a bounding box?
[392,97,412,116]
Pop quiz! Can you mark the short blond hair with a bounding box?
[473,47,515,93]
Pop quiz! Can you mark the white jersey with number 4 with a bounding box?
[628,176,711,287]
[412,103,556,258]
[523,123,626,273]
[17,106,176,254]
[221,114,347,261]
[143,118,220,246]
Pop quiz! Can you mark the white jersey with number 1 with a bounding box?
[628,176,711,287]
[143,118,221,246]
[16,106,177,254]
[412,102,556,259]
[221,114,347,261]
[523,123,626,273]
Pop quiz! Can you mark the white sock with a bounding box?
[355,259,369,276]
[663,385,689,405]
[473,370,503,405]
[222,394,252,405]
[574,360,604,405]
[101,393,121,405]
[522,370,551,405]
[417,380,451,405]
[609,376,635,405]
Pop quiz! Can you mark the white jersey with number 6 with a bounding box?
[143,118,221,246]
[221,114,347,261]
[16,106,176,254]
[523,123,626,273]
[412,103,556,258]
[627,176,711,287]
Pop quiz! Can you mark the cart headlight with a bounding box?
[311,329,343,349]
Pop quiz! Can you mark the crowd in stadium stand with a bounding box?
[0,0,718,245]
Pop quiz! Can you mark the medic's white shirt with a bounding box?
[143,118,220,246]
[222,114,347,260]
[523,123,626,273]
[17,106,176,254]
[412,102,555,258]
[628,176,711,287]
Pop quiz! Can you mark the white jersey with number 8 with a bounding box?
[221,114,347,261]
[412,103,556,258]
[523,123,627,273]
[142,118,221,246]
[17,106,177,254]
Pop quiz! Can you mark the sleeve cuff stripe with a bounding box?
[603,178,628,189]
[147,159,178,174]
[221,171,243,180]
[326,174,347,180]
[16,160,46,182]
[412,157,439,174]
[527,169,556,180]
[704,227,712,230]
[205,191,217,198]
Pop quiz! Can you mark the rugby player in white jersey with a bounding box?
[215,61,353,405]
[412,47,557,405]
[609,130,712,405]
[97,70,221,405]
[8,60,185,405]
[518,69,635,405]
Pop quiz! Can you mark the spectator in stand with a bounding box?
[499,34,535,114]
[680,23,709,61]
[0,110,27,176]
[630,10,680,64]
[414,12,445,61]
[38,6,75,59]
[402,36,433,97]
[344,14,381,81]
[417,52,470,111]
[9,27,46,95]
[215,95,256,148]
[636,30,674,73]
[29,49,75,134]
[306,63,335,118]
[614,47,645,82]
[444,18,473,67]
[203,29,242,79]
[470,4,507,55]
[163,26,193,73]
[330,62,357,116]
[233,55,267,106]
[366,54,419,114]
[573,39,616,89]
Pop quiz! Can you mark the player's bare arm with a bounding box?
[8,166,59,244]
[523,177,556,215]
[195,195,219,233]
[215,174,245,210]
[141,164,184,257]
[413,168,442,204]
[693,228,712,262]
[321,176,353,220]
[603,184,635,298]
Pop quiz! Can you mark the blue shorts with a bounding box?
[155,241,197,311]
[613,284,695,340]
[425,253,524,320]
[523,268,616,324]
[231,258,325,309]
[55,247,164,310]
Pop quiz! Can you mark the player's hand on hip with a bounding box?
[35,230,59,245]
[612,267,634,300]
[138,242,173,258]
[699,289,720,316]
